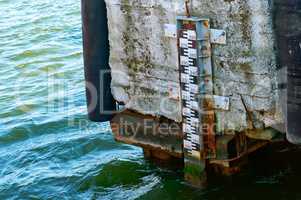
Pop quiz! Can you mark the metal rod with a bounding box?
[185,0,191,17]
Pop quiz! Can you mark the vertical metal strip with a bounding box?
[197,20,216,158]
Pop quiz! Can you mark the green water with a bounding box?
[1,0,301,199]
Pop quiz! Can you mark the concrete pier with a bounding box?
[82,0,301,186]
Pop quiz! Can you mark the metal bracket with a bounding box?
[164,24,177,38]
[213,95,230,110]
[164,24,227,45]
[210,29,227,44]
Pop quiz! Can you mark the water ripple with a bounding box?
[0,0,148,199]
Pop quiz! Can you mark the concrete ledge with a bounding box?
[111,110,183,158]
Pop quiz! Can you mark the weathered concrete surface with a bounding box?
[105,0,284,133]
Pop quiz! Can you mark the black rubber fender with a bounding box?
[81,0,116,122]
[274,0,301,144]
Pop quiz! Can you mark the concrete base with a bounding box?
[110,110,284,187]
[111,110,183,158]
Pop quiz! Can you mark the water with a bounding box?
[0,0,301,199]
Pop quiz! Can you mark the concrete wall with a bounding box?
[105,0,284,133]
